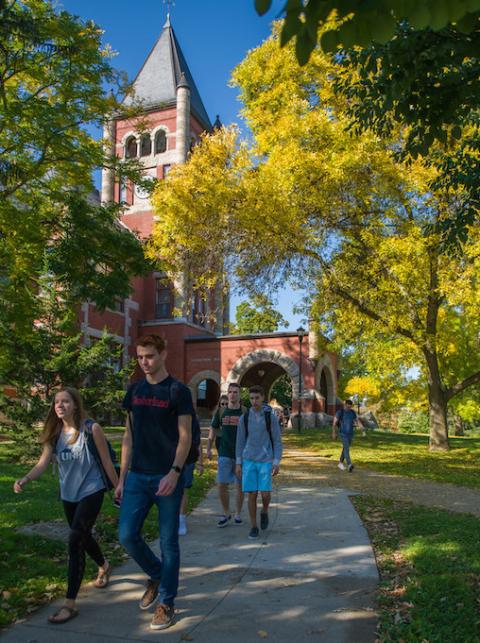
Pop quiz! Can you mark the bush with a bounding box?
[397,409,429,434]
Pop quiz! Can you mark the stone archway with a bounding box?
[188,370,221,418]
[226,349,303,399]
[188,369,220,392]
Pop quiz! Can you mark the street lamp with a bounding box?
[297,326,306,433]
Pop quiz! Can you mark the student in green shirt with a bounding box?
[207,382,244,527]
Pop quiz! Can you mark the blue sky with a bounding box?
[59,0,307,330]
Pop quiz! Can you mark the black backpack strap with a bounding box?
[243,410,249,442]
[169,380,181,415]
[264,411,274,450]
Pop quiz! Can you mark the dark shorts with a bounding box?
[183,462,195,489]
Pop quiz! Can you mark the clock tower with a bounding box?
[93,14,229,375]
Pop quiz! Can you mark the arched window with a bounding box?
[140,134,151,156]
[125,136,137,158]
[155,129,167,154]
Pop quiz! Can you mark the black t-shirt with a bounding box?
[123,376,194,475]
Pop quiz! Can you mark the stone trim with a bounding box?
[225,349,303,398]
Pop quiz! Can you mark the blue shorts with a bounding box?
[217,456,241,485]
[183,462,195,489]
[242,459,272,492]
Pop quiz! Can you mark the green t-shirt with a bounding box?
[212,406,243,459]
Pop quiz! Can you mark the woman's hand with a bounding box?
[13,476,29,493]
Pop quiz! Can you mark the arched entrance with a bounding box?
[188,370,220,419]
[315,355,337,416]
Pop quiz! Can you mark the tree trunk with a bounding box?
[453,414,464,436]
[428,381,449,451]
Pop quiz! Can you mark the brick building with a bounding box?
[84,16,338,426]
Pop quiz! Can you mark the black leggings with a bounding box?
[62,489,105,600]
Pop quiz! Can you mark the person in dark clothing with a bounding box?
[116,334,193,631]
[332,399,363,472]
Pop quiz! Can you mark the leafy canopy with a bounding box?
[150,22,480,449]
[231,294,288,334]
[254,0,480,65]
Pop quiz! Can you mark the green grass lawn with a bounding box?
[284,429,480,488]
[0,442,215,629]
[353,496,480,642]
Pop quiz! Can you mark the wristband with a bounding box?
[171,465,181,474]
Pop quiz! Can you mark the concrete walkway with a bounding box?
[283,450,480,517]
[1,485,378,642]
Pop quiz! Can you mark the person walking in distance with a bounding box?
[178,409,204,536]
[213,394,228,454]
[116,334,193,631]
[206,382,244,527]
[235,385,282,540]
[332,399,362,472]
[13,388,118,624]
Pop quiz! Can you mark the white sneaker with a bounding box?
[178,516,187,536]
[338,462,346,471]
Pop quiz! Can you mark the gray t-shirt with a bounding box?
[55,428,105,502]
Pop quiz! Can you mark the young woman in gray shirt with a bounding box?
[13,387,118,624]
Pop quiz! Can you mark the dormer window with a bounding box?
[125,136,137,158]
[140,134,152,156]
[155,129,167,154]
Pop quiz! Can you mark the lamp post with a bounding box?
[297,326,306,433]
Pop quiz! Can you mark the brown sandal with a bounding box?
[94,561,111,588]
[48,606,79,624]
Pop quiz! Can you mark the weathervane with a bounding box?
[163,0,175,18]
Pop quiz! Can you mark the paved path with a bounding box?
[0,485,378,643]
[282,450,480,517]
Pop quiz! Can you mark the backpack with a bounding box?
[185,412,201,465]
[83,419,120,491]
[243,409,274,450]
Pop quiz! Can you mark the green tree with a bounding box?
[335,22,480,246]
[0,0,146,337]
[0,279,134,458]
[254,1,480,64]
[254,4,480,246]
[232,294,288,334]
[270,373,292,408]
[150,25,480,451]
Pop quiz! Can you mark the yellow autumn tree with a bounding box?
[150,23,480,451]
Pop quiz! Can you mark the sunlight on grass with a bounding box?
[284,429,480,488]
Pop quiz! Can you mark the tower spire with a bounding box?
[163,0,174,26]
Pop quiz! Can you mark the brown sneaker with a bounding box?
[150,603,175,630]
[139,579,159,610]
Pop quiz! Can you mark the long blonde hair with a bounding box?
[41,387,85,447]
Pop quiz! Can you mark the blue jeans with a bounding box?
[339,433,353,466]
[119,470,184,607]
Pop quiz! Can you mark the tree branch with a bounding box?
[303,247,416,342]
[447,370,480,401]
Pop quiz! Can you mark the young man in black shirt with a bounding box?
[116,334,193,630]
